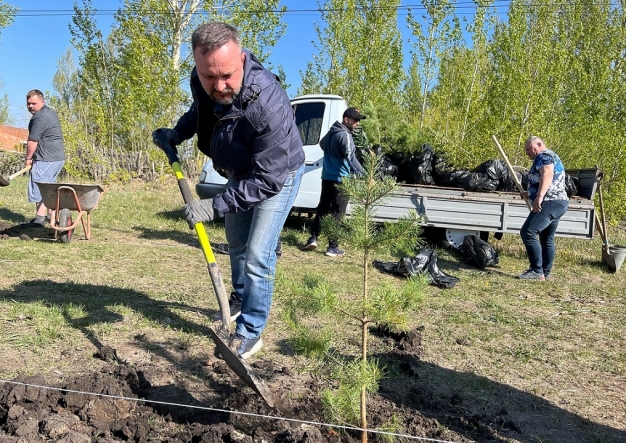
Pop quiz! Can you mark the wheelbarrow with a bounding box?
[36,182,106,243]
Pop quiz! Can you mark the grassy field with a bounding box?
[1,174,625,442]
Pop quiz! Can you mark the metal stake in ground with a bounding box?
[152,129,276,408]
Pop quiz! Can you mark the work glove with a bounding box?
[152,128,180,152]
[183,199,214,229]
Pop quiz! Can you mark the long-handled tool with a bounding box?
[152,130,275,408]
[597,177,614,270]
[492,135,532,211]
[0,165,31,187]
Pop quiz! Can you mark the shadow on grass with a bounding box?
[0,207,29,224]
[133,226,198,245]
[0,279,264,424]
[371,349,626,443]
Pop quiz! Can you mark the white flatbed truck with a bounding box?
[197,94,599,247]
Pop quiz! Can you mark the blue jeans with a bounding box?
[520,199,568,275]
[225,163,304,338]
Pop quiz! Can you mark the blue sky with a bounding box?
[0,0,325,126]
[0,1,502,128]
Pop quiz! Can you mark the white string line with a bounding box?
[0,379,460,443]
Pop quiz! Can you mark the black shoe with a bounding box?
[325,246,345,257]
[229,333,263,359]
[302,237,318,251]
[212,292,242,321]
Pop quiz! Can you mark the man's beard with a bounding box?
[209,88,240,105]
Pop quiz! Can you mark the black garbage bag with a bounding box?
[437,170,460,187]
[432,153,455,185]
[520,171,529,191]
[564,174,579,197]
[373,249,460,289]
[474,159,509,181]
[380,154,399,179]
[415,144,436,185]
[392,151,421,184]
[500,170,523,192]
[453,171,499,192]
[459,235,499,268]
[474,159,518,191]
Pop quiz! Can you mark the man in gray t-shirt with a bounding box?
[25,89,65,225]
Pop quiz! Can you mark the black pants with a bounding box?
[310,179,349,248]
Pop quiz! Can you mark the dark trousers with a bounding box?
[310,179,349,249]
[520,199,568,276]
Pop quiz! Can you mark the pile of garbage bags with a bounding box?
[373,249,460,289]
[363,143,580,197]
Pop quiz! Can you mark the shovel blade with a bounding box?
[207,325,275,408]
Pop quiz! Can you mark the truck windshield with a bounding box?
[293,102,326,146]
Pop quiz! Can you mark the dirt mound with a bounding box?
[0,328,492,442]
[0,365,331,443]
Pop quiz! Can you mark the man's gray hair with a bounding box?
[525,135,544,145]
[192,22,241,55]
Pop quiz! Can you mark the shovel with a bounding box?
[492,135,532,211]
[0,165,31,187]
[152,130,275,408]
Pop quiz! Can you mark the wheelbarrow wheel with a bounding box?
[58,209,74,244]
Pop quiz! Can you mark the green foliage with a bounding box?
[0,0,16,38]
[406,0,462,128]
[360,101,437,154]
[219,0,286,65]
[320,151,425,438]
[301,0,404,111]
[397,0,626,221]
[321,357,385,425]
[0,91,12,125]
[370,278,425,332]
[0,2,16,125]
[281,275,337,358]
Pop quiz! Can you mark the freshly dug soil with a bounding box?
[0,330,489,443]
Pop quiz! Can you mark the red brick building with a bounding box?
[0,124,28,152]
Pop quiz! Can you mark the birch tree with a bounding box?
[0,0,16,38]
[66,0,287,155]
[300,0,404,110]
[406,0,460,128]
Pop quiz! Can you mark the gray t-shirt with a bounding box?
[28,105,65,161]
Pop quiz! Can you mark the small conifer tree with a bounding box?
[284,150,426,442]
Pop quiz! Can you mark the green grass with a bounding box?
[1,174,625,440]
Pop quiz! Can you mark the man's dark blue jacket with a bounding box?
[173,49,304,215]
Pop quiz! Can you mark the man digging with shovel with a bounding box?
[153,22,304,359]
[24,89,66,225]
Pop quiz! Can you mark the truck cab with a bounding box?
[195,94,347,213]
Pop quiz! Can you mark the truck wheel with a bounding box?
[438,228,482,249]
[58,209,74,244]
